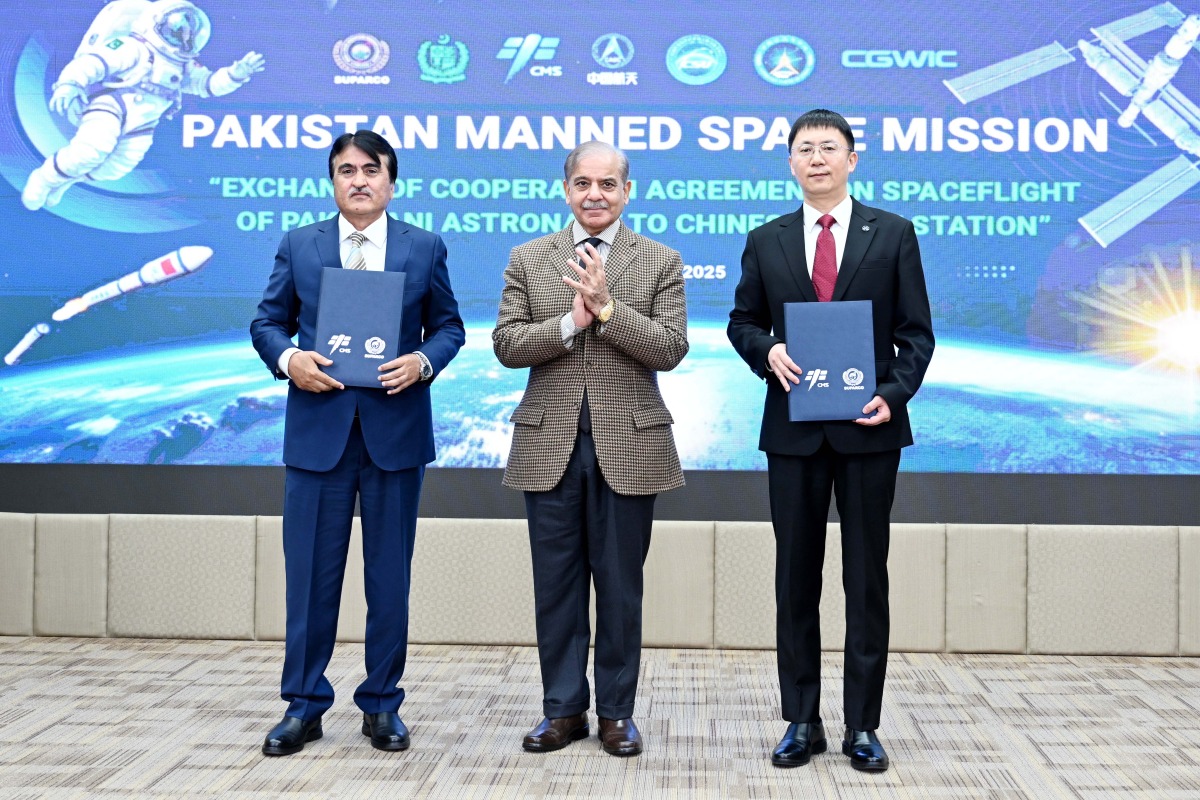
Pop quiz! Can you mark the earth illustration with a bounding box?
[0,325,1197,473]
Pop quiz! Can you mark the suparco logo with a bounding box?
[364,336,386,359]
[333,33,390,84]
[841,50,958,69]
[842,367,867,390]
[805,369,829,390]
[328,334,352,354]
[497,34,561,82]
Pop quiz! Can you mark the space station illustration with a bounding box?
[946,2,1200,247]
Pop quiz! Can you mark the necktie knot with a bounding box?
[818,214,836,231]
[345,231,368,269]
[581,236,604,251]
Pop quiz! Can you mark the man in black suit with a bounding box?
[728,109,934,772]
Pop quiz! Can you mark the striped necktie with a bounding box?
[345,231,367,270]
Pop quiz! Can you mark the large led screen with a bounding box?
[1,0,1198,474]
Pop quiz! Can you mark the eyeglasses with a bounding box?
[790,142,851,159]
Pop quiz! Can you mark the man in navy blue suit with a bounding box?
[251,130,464,757]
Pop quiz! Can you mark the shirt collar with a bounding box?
[803,195,854,231]
[571,218,622,247]
[339,212,389,246]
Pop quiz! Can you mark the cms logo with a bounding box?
[842,49,958,68]
[529,65,563,76]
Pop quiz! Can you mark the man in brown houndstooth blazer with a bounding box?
[493,141,687,757]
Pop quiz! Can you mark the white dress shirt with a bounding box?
[278,212,390,377]
[802,194,854,278]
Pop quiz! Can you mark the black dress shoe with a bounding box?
[842,727,889,772]
[362,711,410,751]
[522,713,589,752]
[262,715,322,757]
[771,721,827,767]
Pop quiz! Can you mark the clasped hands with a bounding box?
[563,241,611,329]
[288,351,422,395]
[767,342,890,426]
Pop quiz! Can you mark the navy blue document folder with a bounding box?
[314,267,406,388]
[784,300,876,422]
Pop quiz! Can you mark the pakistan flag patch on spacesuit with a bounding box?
[106,38,125,50]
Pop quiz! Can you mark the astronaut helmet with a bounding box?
[136,0,212,59]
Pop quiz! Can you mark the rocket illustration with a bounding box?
[52,246,214,322]
[4,323,50,365]
[4,246,214,366]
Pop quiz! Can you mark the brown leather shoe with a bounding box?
[598,717,642,756]
[522,713,589,752]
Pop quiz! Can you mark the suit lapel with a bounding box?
[776,208,817,302]
[315,216,342,271]
[384,215,412,273]
[604,221,636,286]
[549,225,577,277]
[832,199,877,301]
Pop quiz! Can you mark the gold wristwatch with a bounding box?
[596,298,615,324]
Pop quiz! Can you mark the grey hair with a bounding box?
[563,140,629,183]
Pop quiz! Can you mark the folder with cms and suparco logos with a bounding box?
[784,300,877,422]
[314,267,406,389]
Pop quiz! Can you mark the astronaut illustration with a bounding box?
[22,0,264,211]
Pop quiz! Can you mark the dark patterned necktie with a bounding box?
[345,231,367,270]
[812,214,837,302]
[578,236,604,265]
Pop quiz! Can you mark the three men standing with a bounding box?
[729,109,934,772]
[493,141,688,756]
[251,130,465,756]
[251,115,931,772]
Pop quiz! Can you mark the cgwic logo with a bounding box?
[842,49,958,68]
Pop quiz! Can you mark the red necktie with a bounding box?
[812,213,837,302]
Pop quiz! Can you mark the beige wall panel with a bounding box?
[714,521,845,651]
[34,514,108,637]
[0,513,35,635]
[409,518,534,645]
[820,523,847,652]
[254,517,285,641]
[889,523,946,652]
[714,522,776,649]
[945,524,1026,653]
[1028,525,1177,655]
[1181,527,1200,656]
[642,521,715,648]
[108,515,256,639]
[254,517,398,645]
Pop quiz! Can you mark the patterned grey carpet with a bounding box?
[0,637,1197,798]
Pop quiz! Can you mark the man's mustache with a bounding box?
[581,200,609,209]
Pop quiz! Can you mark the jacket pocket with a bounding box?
[509,402,545,427]
[632,404,674,429]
